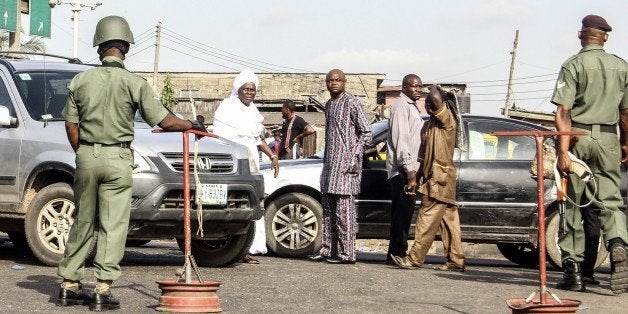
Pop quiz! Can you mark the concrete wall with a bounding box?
[136,72,383,155]
[136,72,385,123]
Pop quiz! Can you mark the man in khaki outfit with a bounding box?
[57,16,205,311]
[391,85,465,272]
[553,14,628,294]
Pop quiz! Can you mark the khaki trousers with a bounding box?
[407,195,465,267]
[559,129,628,263]
[58,144,133,282]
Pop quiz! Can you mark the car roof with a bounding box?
[0,59,93,72]
[376,114,550,131]
[462,114,550,130]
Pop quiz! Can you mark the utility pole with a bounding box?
[49,0,103,58]
[152,21,162,91]
[503,29,519,118]
[8,16,21,51]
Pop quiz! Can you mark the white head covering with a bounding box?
[231,69,260,97]
[213,69,265,171]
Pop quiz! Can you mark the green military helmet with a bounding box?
[93,16,135,47]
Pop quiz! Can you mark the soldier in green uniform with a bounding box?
[553,14,628,294]
[56,16,206,311]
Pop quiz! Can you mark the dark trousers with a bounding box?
[386,172,416,260]
[581,206,601,277]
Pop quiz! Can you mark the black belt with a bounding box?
[572,122,617,133]
[80,141,132,148]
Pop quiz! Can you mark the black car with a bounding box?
[261,115,626,269]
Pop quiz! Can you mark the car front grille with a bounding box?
[161,152,236,174]
[160,189,250,210]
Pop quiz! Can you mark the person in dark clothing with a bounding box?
[279,100,315,159]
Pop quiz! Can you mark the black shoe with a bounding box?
[556,261,585,292]
[581,275,600,285]
[89,291,120,311]
[308,254,326,262]
[609,240,628,294]
[56,286,93,307]
[324,257,355,264]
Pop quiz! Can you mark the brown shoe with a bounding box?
[241,254,260,264]
[390,254,420,270]
[435,262,466,272]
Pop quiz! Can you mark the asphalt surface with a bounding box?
[1,235,626,313]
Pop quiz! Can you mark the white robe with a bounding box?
[212,69,267,255]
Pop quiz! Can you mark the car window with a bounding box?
[0,78,14,117]
[467,121,536,161]
[15,71,79,121]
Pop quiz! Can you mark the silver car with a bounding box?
[0,55,263,267]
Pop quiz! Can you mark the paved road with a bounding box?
[1,236,626,313]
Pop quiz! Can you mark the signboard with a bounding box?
[0,0,18,32]
[30,0,51,37]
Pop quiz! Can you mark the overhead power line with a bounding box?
[473,96,552,102]
[162,27,318,73]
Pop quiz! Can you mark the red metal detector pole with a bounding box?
[493,130,583,313]
[154,129,223,313]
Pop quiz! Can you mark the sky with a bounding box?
[21,0,628,116]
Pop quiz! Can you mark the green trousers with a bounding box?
[558,127,628,263]
[58,144,133,281]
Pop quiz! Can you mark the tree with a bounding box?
[0,30,45,52]
[161,74,175,111]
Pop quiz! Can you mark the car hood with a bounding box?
[259,157,323,170]
[260,158,323,194]
[132,123,249,159]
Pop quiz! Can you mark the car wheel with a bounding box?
[496,243,539,268]
[126,240,151,247]
[176,223,255,267]
[545,211,608,270]
[265,193,322,257]
[24,183,96,266]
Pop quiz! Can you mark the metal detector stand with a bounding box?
[154,129,222,313]
[493,130,584,313]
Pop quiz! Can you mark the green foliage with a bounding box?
[161,75,175,111]
[0,30,45,52]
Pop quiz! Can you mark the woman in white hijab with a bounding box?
[213,69,278,262]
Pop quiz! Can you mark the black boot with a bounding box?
[609,238,627,294]
[56,283,93,306]
[556,261,586,292]
[89,290,120,311]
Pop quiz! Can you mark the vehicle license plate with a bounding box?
[199,184,227,205]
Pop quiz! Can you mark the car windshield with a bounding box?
[14,70,80,121]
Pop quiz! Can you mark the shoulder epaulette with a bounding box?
[561,54,579,67]
[610,54,627,64]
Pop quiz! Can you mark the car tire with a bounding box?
[265,193,322,257]
[24,183,96,266]
[496,243,539,268]
[7,232,28,249]
[545,211,608,270]
[176,222,255,267]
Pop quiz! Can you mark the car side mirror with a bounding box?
[0,105,17,127]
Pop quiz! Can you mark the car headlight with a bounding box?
[133,150,156,173]
[249,154,257,173]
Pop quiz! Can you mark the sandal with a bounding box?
[435,262,465,272]
[241,255,260,264]
[390,254,420,270]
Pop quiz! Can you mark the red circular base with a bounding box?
[506,298,581,313]
[156,279,222,313]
